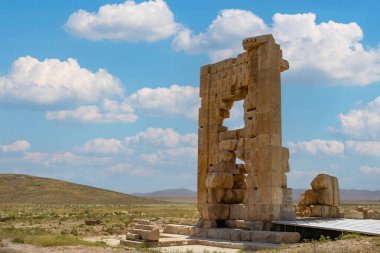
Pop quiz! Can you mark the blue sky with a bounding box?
[1,0,380,193]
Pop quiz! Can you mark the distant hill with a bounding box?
[132,187,380,203]
[0,174,164,205]
[133,188,196,198]
[133,188,196,203]
[293,188,380,202]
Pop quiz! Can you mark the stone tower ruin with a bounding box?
[197,34,295,229]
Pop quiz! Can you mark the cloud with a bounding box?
[105,163,158,176]
[173,9,267,61]
[174,11,380,85]
[23,152,111,166]
[338,96,380,138]
[46,99,137,124]
[139,153,162,164]
[0,140,30,153]
[74,138,124,154]
[0,56,122,106]
[359,166,380,176]
[288,139,345,156]
[125,127,197,148]
[346,141,380,157]
[127,84,199,120]
[65,0,180,42]
[47,84,198,124]
[140,146,197,164]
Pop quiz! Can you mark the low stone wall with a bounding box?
[163,224,300,244]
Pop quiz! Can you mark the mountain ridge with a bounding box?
[0,174,164,205]
[132,188,380,201]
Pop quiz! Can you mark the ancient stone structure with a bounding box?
[197,34,294,229]
[123,219,160,246]
[297,174,340,218]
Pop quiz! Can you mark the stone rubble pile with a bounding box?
[125,219,160,243]
[297,174,340,218]
[341,207,380,219]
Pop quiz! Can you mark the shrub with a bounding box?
[12,238,25,244]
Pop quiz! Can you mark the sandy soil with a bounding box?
[260,237,380,253]
[0,241,126,253]
[1,237,379,253]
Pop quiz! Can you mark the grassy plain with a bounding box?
[1,203,380,252]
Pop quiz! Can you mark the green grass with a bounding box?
[373,236,380,246]
[0,226,105,247]
[338,233,362,240]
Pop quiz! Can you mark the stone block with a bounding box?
[344,210,364,219]
[230,229,241,241]
[218,150,236,163]
[126,232,140,240]
[310,205,339,218]
[163,224,193,235]
[219,139,238,151]
[205,172,234,189]
[197,219,217,229]
[211,162,238,174]
[300,189,319,205]
[230,204,247,220]
[128,228,159,242]
[207,188,225,203]
[225,220,263,231]
[219,130,238,141]
[191,227,209,237]
[207,229,231,240]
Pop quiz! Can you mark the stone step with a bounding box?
[163,224,194,235]
[158,233,278,251]
[127,228,160,242]
[133,219,152,225]
[120,239,158,247]
[134,224,156,230]
[191,228,300,244]
[225,219,263,230]
[125,232,140,240]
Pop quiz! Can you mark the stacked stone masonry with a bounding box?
[297,174,340,218]
[197,34,295,228]
[125,219,160,242]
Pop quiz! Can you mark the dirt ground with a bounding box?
[1,236,380,253]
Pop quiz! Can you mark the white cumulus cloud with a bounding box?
[359,166,380,176]
[0,56,122,105]
[0,140,30,153]
[125,127,197,148]
[346,141,380,157]
[173,9,267,61]
[174,11,380,86]
[288,139,345,156]
[65,0,180,42]
[46,99,137,124]
[74,138,124,154]
[338,96,380,139]
[23,151,111,166]
[105,163,158,176]
[127,84,199,120]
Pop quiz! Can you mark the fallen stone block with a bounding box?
[163,224,193,235]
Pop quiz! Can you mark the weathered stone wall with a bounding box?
[197,34,294,228]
